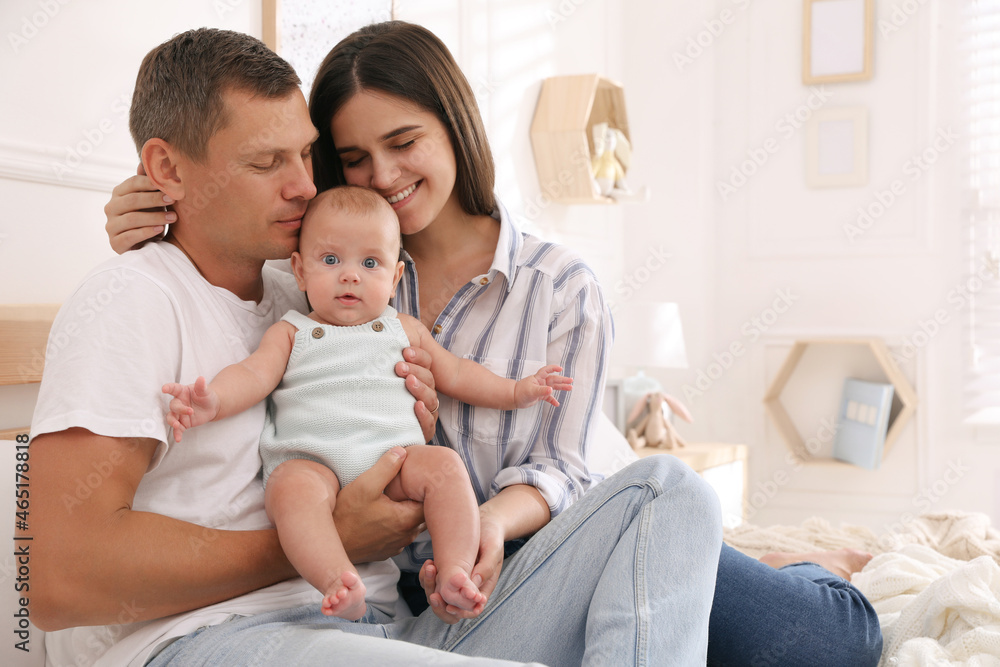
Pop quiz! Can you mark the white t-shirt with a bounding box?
[30,244,399,666]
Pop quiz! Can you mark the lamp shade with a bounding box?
[612,302,688,370]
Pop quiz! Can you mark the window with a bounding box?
[963,0,1000,423]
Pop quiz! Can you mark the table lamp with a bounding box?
[611,302,688,427]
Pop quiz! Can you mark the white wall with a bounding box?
[619,0,989,531]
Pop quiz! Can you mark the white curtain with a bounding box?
[963,0,1000,423]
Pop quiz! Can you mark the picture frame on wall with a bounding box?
[262,0,396,97]
[805,106,868,188]
[802,0,874,84]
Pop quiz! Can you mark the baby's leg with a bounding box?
[265,459,367,620]
[385,445,484,614]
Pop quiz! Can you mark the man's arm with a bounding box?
[29,428,295,631]
[29,428,422,631]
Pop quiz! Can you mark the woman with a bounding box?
[107,21,881,666]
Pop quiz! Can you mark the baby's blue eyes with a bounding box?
[320,255,378,268]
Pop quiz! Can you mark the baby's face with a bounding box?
[292,207,404,326]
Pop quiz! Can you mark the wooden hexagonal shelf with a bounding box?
[530,74,629,204]
[763,338,917,464]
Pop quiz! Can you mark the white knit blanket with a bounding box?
[724,512,1000,666]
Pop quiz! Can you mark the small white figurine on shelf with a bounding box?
[625,392,694,451]
[590,122,650,202]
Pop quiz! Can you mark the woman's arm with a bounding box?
[105,164,175,254]
[492,276,613,516]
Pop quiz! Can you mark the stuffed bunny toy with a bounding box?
[625,392,693,451]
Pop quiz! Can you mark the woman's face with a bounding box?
[330,90,459,236]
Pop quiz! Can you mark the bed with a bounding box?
[4,303,1000,667]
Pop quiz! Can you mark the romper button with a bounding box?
[311,327,324,339]
[372,321,384,332]
[479,277,489,285]
[433,324,443,334]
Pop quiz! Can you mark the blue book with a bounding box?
[832,379,894,469]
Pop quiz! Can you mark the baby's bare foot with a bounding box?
[760,548,873,580]
[321,570,367,620]
[437,566,486,614]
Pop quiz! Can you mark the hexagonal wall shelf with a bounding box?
[763,338,917,464]
[530,74,629,204]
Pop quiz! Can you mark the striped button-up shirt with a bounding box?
[395,203,612,566]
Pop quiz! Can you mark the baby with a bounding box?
[163,186,571,620]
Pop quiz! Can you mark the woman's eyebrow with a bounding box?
[336,126,422,154]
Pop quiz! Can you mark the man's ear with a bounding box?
[140,138,186,200]
[290,251,308,292]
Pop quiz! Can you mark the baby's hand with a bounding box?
[513,365,573,408]
[162,376,220,442]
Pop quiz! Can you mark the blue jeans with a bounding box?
[149,455,723,666]
[707,546,882,666]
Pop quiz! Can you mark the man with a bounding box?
[28,28,497,666]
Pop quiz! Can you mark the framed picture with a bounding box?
[603,379,627,433]
[262,0,396,97]
[805,106,868,188]
[802,0,874,84]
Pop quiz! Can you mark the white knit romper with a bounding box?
[258,306,425,487]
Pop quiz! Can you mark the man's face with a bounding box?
[178,88,319,264]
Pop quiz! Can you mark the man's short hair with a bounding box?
[129,28,301,161]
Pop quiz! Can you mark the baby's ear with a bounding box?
[141,138,185,201]
[290,252,308,292]
[391,260,405,289]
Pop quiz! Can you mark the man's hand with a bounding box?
[396,345,439,442]
[334,447,425,564]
